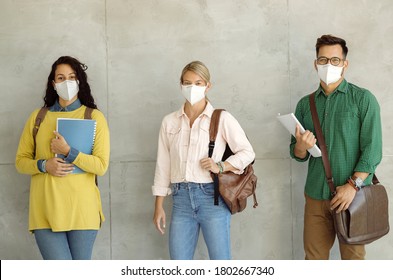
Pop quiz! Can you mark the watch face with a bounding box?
[354,177,363,187]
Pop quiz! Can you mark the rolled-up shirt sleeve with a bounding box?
[354,91,382,173]
[152,121,172,196]
[289,100,310,162]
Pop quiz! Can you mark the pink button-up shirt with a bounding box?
[152,102,255,196]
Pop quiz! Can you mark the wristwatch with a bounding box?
[351,176,363,190]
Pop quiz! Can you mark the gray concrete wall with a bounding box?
[0,0,392,260]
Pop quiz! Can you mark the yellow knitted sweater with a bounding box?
[15,105,110,232]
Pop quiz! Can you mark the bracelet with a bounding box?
[220,161,225,173]
[347,178,358,191]
[216,161,224,174]
[42,160,47,173]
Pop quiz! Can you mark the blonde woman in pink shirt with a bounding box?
[152,61,255,260]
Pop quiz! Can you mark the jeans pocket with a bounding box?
[171,184,179,196]
[200,184,215,196]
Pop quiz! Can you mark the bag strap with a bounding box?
[84,107,94,120]
[208,109,225,205]
[33,107,49,155]
[208,109,225,157]
[309,93,336,196]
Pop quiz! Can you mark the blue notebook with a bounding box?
[56,118,97,174]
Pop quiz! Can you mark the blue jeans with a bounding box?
[169,182,231,260]
[34,229,98,260]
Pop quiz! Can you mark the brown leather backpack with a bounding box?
[208,109,258,214]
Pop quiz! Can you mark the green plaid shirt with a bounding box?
[290,79,382,200]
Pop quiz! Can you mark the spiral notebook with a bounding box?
[277,113,321,157]
[56,118,97,174]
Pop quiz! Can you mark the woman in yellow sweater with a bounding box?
[15,56,110,260]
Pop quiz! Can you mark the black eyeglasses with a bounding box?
[316,56,345,66]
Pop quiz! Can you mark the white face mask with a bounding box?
[181,85,206,105]
[317,64,344,86]
[54,80,79,101]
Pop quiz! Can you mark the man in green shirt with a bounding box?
[290,34,382,260]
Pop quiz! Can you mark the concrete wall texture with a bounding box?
[1,0,392,260]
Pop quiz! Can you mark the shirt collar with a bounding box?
[315,79,349,97]
[51,99,82,112]
[176,101,215,119]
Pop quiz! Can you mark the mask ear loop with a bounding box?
[340,61,347,77]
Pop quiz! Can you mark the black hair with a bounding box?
[43,56,97,109]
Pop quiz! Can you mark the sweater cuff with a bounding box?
[37,159,45,173]
[64,147,80,163]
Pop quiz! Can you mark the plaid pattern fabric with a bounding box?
[290,79,382,200]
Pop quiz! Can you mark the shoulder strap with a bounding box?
[309,93,336,196]
[209,109,225,206]
[33,107,49,151]
[84,107,94,119]
[208,109,225,158]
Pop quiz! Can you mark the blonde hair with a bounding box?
[180,61,211,84]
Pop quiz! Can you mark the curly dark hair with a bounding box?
[316,34,348,59]
[43,56,97,109]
